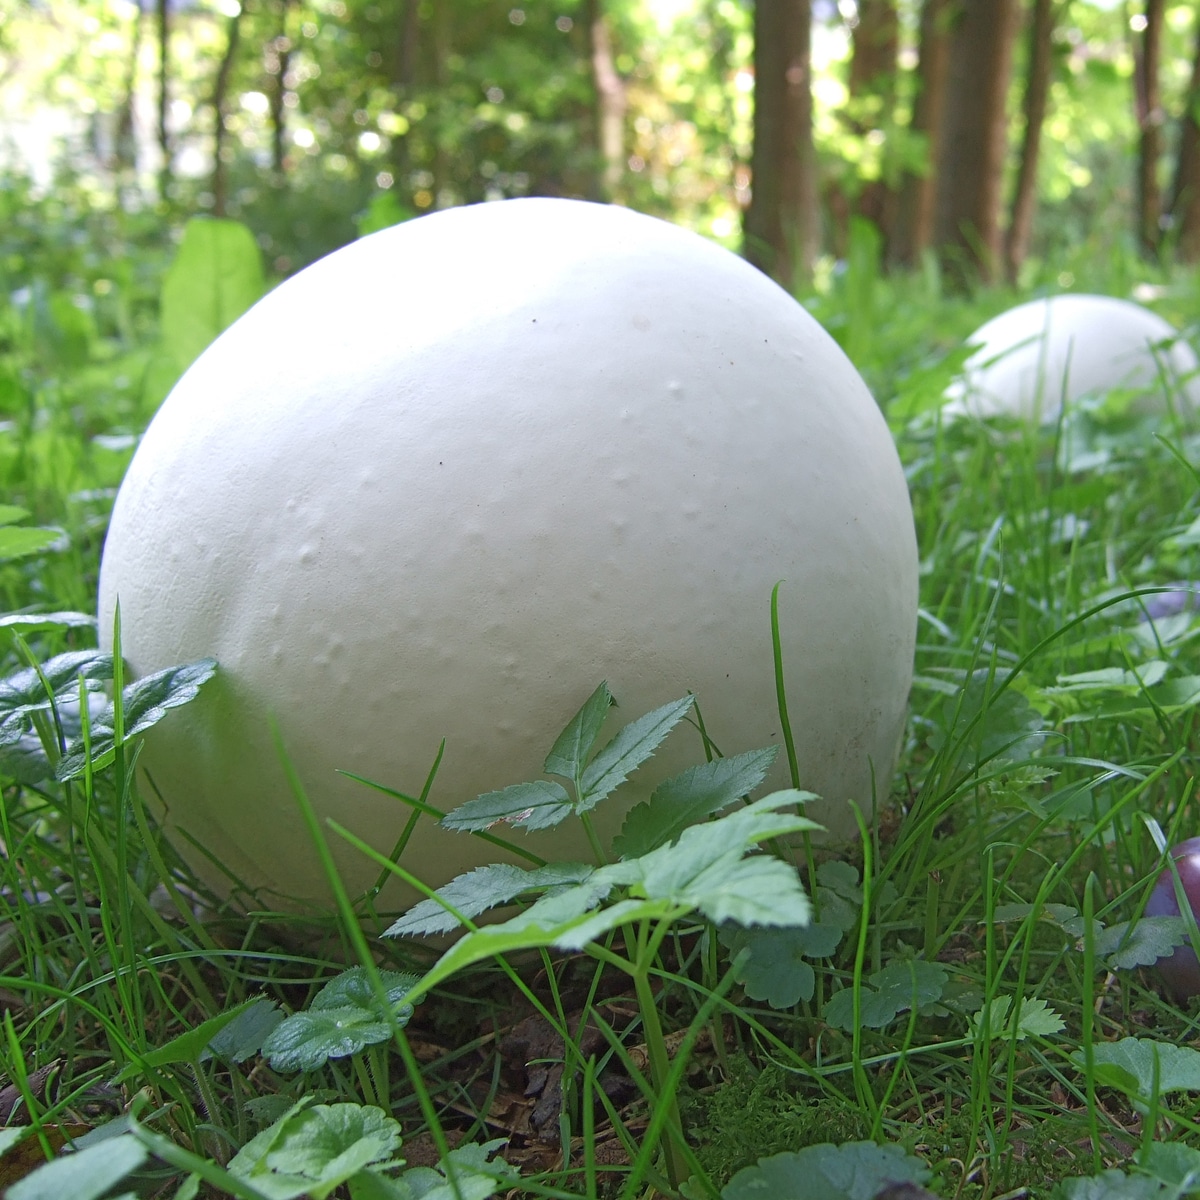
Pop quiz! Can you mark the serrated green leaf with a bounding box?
[824,959,948,1031]
[971,996,1065,1041]
[0,650,113,720]
[1097,917,1188,969]
[228,1102,402,1200]
[612,746,779,859]
[721,1140,932,1200]
[578,693,695,810]
[0,505,30,526]
[0,525,62,562]
[440,779,572,833]
[0,611,95,635]
[383,862,595,938]
[201,997,284,1064]
[6,1134,148,1200]
[56,657,218,779]
[1071,1038,1200,1107]
[543,680,613,782]
[353,1138,518,1200]
[722,922,843,1008]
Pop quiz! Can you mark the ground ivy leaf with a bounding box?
[578,693,695,810]
[543,680,613,782]
[383,862,595,938]
[228,1102,402,1200]
[1096,917,1188,969]
[0,650,112,720]
[612,746,779,859]
[127,994,270,1074]
[439,779,572,832]
[6,1134,148,1200]
[56,658,218,780]
[361,1137,518,1200]
[971,996,1065,1041]
[1052,1170,1175,1200]
[201,997,284,1063]
[1071,1038,1200,1106]
[721,1140,932,1200]
[722,923,843,1008]
[824,960,948,1031]
[1140,1141,1200,1193]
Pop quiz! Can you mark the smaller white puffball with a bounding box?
[943,294,1200,423]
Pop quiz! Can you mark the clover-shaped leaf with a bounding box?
[824,959,948,1031]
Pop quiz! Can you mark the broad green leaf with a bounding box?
[578,693,695,810]
[1071,1039,1200,1106]
[1051,662,1170,691]
[389,1138,518,1200]
[0,505,30,526]
[929,670,1046,769]
[0,611,95,635]
[439,779,572,832]
[0,1127,29,1155]
[7,1134,148,1200]
[229,1102,402,1200]
[1141,1142,1200,1194]
[161,217,266,370]
[993,902,1101,940]
[383,862,595,937]
[201,997,284,1063]
[722,923,844,1008]
[1097,917,1188,970]
[543,680,613,782]
[721,1141,932,1200]
[0,525,62,562]
[824,959,948,1031]
[612,746,779,859]
[971,996,1065,1041]
[57,657,218,779]
[0,650,112,719]
[1052,1170,1177,1200]
[815,860,863,932]
[263,969,417,1073]
[120,994,271,1076]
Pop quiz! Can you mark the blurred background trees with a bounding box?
[2,0,1200,290]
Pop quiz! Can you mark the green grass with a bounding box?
[5,198,1200,1198]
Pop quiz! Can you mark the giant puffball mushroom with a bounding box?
[97,198,919,910]
[943,293,1200,424]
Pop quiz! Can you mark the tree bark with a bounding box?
[890,0,951,268]
[387,0,420,187]
[157,0,171,201]
[1003,0,1057,283]
[114,0,143,175]
[211,9,243,217]
[847,0,899,242]
[933,0,1020,288]
[583,0,627,201]
[1134,0,1166,256]
[267,0,295,176]
[744,0,818,289]
[1169,15,1200,261]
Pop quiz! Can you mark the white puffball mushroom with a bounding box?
[943,293,1200,423]
[98,198,919,911]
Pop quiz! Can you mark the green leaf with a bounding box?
[263,969,418,1073]
[120,994,272,1076]
[578,693,695,810]
[0,612,95,636]
[993,902,1101,940]
[929,669,1046,769]
[721,1141,932,1200]
[824,959,948,1031]
[612,746,779,859]
[970,996,1065,1041]
[543,680,613,782]
[722,922,843,1008]
[1097,917,1188,970]
[228,1101,403,1200]
[0,650,113,721]
[383,862,595,938]
[439,779,572,833]
[161,217,266,370]
[0,505,30,526]
[1071,1038,1200,1107]
[201,997,284,1063]
[57,657,218,779]
[1052,1170,1177,1200]
[1140,1142,1200,1194]
[0,525,62,562]
[7,1134,148,1200]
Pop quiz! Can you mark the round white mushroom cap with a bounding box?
[98,198,919,911]
[943,293,1200,423]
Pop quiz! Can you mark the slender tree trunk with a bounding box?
[890,0,951,268]
[388,0,420,188]
[584,0,627,201]
[157,0,171,201]
[1004,0,1057,283]
[933,0,1020,288]
[267,0,294,176]
[1134,0,1166,256]
[744,0,818,288]
[211,9,243,217]
[1170,16,1200,261]
[115,0,143,176]
[847,0,899,245]
[431,0,451,205]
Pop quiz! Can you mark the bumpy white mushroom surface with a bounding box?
[944,293,1200,423]
[98,198,919,909]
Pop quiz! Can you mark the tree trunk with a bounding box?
[211,9,243,217]
[431,0,451,205]
[847,0,899,244]
[267,0,295,176]
[1003,0,1057,283]
[1169,16,1200,261]
[744,0,818,289]
[584,0,627,201]
[114,0,143,176]
[157,0,171,201]
[933,0,1020,288]
[388,0,420,187]
[890,0,951,268]
[1134,0,1166,256]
